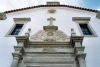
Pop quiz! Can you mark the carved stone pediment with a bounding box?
[30,30,70,42]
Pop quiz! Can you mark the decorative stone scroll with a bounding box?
[30,30,70,42]
[48,9,56,13]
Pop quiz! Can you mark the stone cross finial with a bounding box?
[47,17,56,26]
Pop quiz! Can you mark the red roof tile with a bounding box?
[4,5,98,13]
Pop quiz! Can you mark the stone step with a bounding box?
[26,63,73,67]
[23,57,75,63]
[24,53,74,57]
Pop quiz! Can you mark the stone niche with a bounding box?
[0,12,7,20]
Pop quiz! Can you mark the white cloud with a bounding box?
[97,7,100,10]
[0,0,83,12]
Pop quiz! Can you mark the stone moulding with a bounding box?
[43,26,58,30]
[13,18,31,22]
[72,17,90,21]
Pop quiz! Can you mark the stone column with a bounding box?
[10,53,22,67]
[77,56,86,67]
[10,57,19,67]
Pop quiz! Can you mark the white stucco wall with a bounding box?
[0,7,100,67]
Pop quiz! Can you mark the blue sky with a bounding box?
[0,0,100,12]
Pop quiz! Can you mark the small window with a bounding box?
[79,24,92,35]
[10,24,23,35]
[72,17,97,37]
[5,24,25,37]
[77,23,97,37]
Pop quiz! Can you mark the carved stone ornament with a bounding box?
[48,9,56,13]
[30,30,70,42]
[0,12,7,20]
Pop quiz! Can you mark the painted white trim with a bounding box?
[76,23,98,37]
[5,23,27,37]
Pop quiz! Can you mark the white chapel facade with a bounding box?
[0,2,100,67]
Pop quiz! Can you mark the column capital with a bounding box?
[15,36,29,47]
[75,46,85,52]
[76,53,86,60]
[70,36,84,46]
[12,53,22,60]
[14,46,24,54]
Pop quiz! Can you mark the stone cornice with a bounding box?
[13,18,31,22]
[46,2,60,5]
[43,26,58,30]
[72,17,90,21]
[28,41,70,45]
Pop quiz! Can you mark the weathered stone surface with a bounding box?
[26,64,72,67]
[30,30,70,42]
[23,57,74,63]
[0,12,7,20]
[25,48,74,53]
[24,53,74,57]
